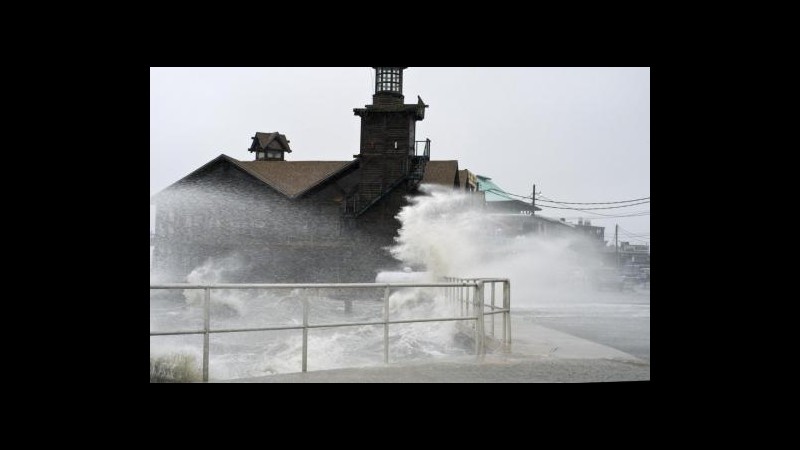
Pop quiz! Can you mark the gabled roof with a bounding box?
[251,132,292,153]
[151,154,355,202]
[421,160,459,186]
[232,159,353,198]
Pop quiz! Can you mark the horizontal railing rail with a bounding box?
[150,279,510,382]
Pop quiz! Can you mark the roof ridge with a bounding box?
[226,156,294,197]
[236,158,357,199]
[292,160,358,198]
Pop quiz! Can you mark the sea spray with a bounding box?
[391,185,606,308]
[150,186,607,380]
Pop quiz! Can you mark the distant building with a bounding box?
[573,218,606,246]
[476,175,577,237]
[619,241,650,269]
[458,169,478,192]
[151,68,473,283]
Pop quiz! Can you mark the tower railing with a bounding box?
[414,139,431,159]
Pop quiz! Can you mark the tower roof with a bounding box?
[250,132,292,153]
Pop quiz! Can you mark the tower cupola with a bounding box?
[248,132,292,161]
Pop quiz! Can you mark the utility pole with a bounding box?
[532,184,536,216]
[615,224,619,269]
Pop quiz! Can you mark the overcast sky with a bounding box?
[150,67,650,245]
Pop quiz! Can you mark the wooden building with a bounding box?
[151,68,467,283]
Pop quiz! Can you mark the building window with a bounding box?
[376,67,402,93]
[257,151,265,160]
[266,151,282,159]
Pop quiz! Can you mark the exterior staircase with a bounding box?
[343,139,430,217]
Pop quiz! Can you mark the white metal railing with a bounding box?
[443,277,512,354]
[150,280,511,382]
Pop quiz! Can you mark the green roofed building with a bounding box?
[476,174,576,237]
[476,175,519,202]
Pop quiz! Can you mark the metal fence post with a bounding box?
[464,280,468,316]
[459,282,464,316]
[464,281,468,315]
[383,286,390,364]
[302,295,309,372]
[475,281,485,357]
[504,280,512,350]
[490,281,496,338]
[203,288,210,382]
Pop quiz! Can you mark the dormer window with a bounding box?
[255,150,283,160]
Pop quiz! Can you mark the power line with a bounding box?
[536,201,650,210]
[619,227,650,238]
[556,211,650,219]
[536,196,651,205]
[617,227,651,243]
[620,237,650,243]
[618,225,648,234]
[618,226,650,238]
[557,217,649,222]
[487,188,651,209]
[575,211,650,218]
[548,209,651,218]
[486,189,533,200]
[537,193,650,217]
[486,188,651,206]
[483,188,651,217]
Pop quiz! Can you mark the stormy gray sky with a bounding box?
[150,67,650,246]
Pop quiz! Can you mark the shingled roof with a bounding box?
[151,154,355,203]
[231,158,353,198]
[251,132,292,152]
[421,160,459,187]
[153,155,465,204]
